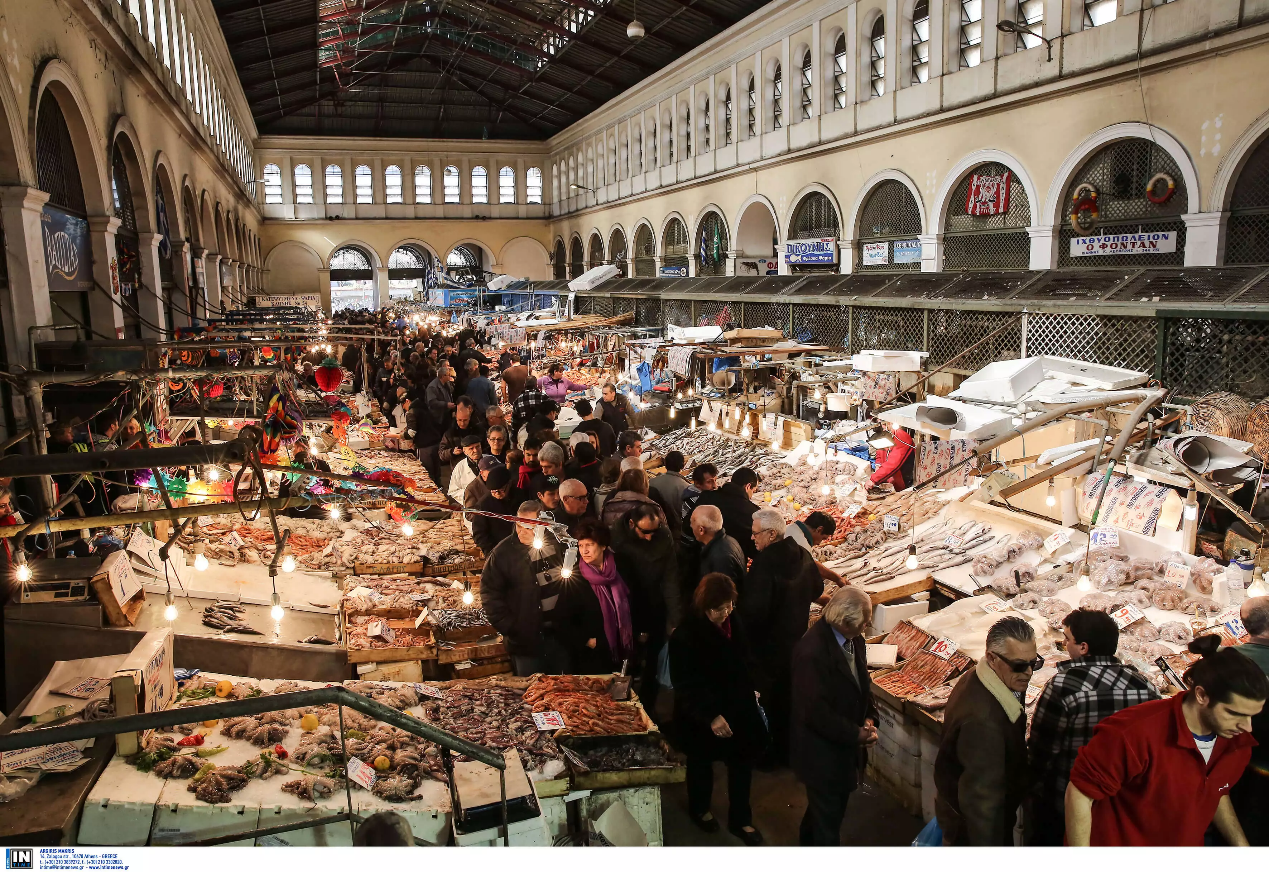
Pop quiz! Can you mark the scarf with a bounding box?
[517,462,539,489]
[975,658,1023,723]
[717,615,732,639]
[579,550,634,661]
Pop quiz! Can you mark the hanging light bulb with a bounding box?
[904,544,919,570]
[327,503,341,520]
[280,550,296,573]
[821,484,831,496]
[532,531,544,550]
[1183,489,1198,521]
[164,589,177,622]
[741,424,751,438]
[669,406,676,418]
[194,552,209,572]
[707,421,716,432]
[14,554,30,583]
[690,417,697,431]
[772,438,781,452]
[1076,563,1091,592]
[207,466,220,482]
[814,387,822,401]
[677,391,683,399]
[401,521,415,537]
[462,579,475,606]
[688,386,694,397]
[1045,482,1057,508]
[270,591,285,622]
[226,419,235,428]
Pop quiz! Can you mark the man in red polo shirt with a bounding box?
[1064,637,1269,846]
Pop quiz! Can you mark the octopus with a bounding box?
[1011,591,1043,611]
[1134,578,1165,594]
[1159,622,1193,644]
[1182,596,1221,616]
[252,753,290,779]
[1138,642,1173,661]
[153,755,201,779]
[1079,592,1116,613]
[1123,620,1161,642]
[371,772,421,802]
[189,767,249,804]
[1152,587,1186,611]
[247,723,290,747]
[221,716,262,741]
[282,775,338,802]
[1113,590,1153,612]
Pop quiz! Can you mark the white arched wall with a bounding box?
[1040,122,1207,266]
[847,170,928,272]
[735,195,779,266]
[498,236,551,281]
[1210,110,1269,265]
[784,183,844,274]
[927,150,1038,271]
[32,60,110,215]
[389,237,441,265]
[264,240,323,296]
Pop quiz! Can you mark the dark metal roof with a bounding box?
[213,0,767,140]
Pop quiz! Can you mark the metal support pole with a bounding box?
[23,378,53,515]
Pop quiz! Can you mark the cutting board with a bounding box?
[453,748,533,811]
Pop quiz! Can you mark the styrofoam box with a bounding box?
[454,811,552,847]
[873,763,922,812]
[580,785,664,847]
[872,598,930,634]
[875,732,921,787]
[919,727,941,764]
[950,357,1044,403]
[920,761,937,823]
[852,350,927,372]
[875,701,922,753]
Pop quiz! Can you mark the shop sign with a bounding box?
[862,241,889,266]
[1090,527,1120,548]
[785,237,838,264]
[659,265,688,277]
[257,293,322,311]
[532,711,565,730]
[42,205,92,292]
[737,258,779,276]
[893,239,923,263]
[1070,231,1177,257]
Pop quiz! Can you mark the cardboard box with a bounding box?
[110,628,175,756]
[90,550,144,627]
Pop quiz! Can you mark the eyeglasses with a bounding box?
[634,524,659,538]
[993,652,1045,673]
[562,494,587,503]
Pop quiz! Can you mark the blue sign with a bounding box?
[41,205,93,292]
[893,239,923,263]
[659,265,687,277]
[785,237,838,264]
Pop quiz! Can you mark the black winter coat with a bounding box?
[698,530,747,594]
[697,483,761,561]
[552,574,619,675]
[611,518,681,636]
[790,619,876,792]
[472,493,516,555]
[669,612,768,760]
[479,535,543,656]
[740,536,822,683]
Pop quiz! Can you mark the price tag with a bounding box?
[53,677,111,699]
[367,620,395,644]
[1110,604,1146,629]
[414,608,429,630]
[981,598,1011,614]
[532,711,566,731]
[127,530,162,570]
[944,535,964,549]
[1164,562,1191,589]
[1025,684,1045,707]
[346,757,376,790]
[1043,530,1071,555]
[1090,527,1120,548]
[883,515,900,533]
[929,637,959,660]
[413,683,444,700]
[843,504,863,518]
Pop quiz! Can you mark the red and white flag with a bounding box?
[965,171,1012,217]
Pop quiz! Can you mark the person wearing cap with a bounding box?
[464,456,504,510]
[447,435,484,504]
[532,474,562,512]
[472,467,517,556]
[572,399,616,458]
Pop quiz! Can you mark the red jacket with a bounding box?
[870,428,915,488]
[1067,692,1257,846]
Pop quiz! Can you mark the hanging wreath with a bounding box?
[1070,183,1100,235]
[260,346,275,360]
[1146,172,1176,205]
[199,379,224,399]
[315,357,344,392]
[168,380,185,393]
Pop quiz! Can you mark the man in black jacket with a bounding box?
[697,467,761,561]
[439,398,487,472]
[571,399,616,458]
[690,505,746,595]
[741,509,825,766]
[791,586,878,846]
[472,468,516,556]
[611,503,681,714]
[597,383,631,434]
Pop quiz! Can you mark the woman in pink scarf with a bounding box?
[554,518,634,674]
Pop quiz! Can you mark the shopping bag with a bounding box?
[657,643,673,690]
[911,816,943,847]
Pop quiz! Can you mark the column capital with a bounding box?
[88,215,122,234]
[0,185,51,212]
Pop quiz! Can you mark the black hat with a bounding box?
[532,473,560,495]
[487,467,512,491]
[461,434,483,447]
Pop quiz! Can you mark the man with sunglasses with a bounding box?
[612,503,680,714]
[556,479,593,537]
[935,616,1039,845]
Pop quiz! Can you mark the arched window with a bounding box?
[587,233,605,269]
[1084,0,1116,27]
[415,166,432,203]
[696,212,730,277]
[610,228,628,276]
[385,165,402,203]
[788,192,841,273]
[37,93,93,328]
[1015,0,1044,50]
[944,163,1032,270]
[447,245,483,284]
[702,97,711,151]
[1226,136,1269,264]
[1059,139,1187,267]
[553,239,567,280]
[293,164,313,204]
[526,167,543,204]
[111,141,143,337]
[856,180,922,272]
[912,1,930,83]
[649,122,657,166]
[262,163,282,204]
[723,87,733,144]
[772,63,783,130]
[569,236,585,279]
[388,244,433,299]
[633,224,656,277]
[325,165,343,203]
[747,75,757,138]
[329,246,375,311]
[498,166,516,204]
[636,129,644,171]
[960,1,982,68]
[833,34,848,108]
[472,166,488,204]
[444,165,460,203]
[666,116,674,163]
[683,107,691,159]
[355,164,373,203]
[800,51,813,120]
[662,217,689,274]
[609,138,618,180]
[870,17,886,97]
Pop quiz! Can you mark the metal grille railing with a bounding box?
[1026,313,1157,373]
[112,146,138,233]
[635,297,662,327]
[696,300,731,326]
[1227,136,1269,265]
[742,302,790,335]
[791,192,841,239]
[36,95,87,215]
[852,306,924,354]
[613,297,636,317]
[589,295,614,317]
[944,163,1032,234]
[792,304,848,347]
[697,212,729,277]
[1162,316,1269,399]
[927,309,1022,371]
[663,299,693,326]
[569,238,585,278]
[856,180,923,272]
[943,231,1031,270]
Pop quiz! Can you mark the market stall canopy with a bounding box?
[950,356,1147,405]
[878,396,1015,441]
[486,274,518,291]
[568,265,621,292]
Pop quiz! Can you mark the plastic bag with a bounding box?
[912,816,943,847]
[657,643,673,690]
[0,771,40,803]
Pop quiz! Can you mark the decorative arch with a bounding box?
[694,205,730,276]
[733,194,781,251]
[0,46,30,185]
[262,240,323,296]
[213,204,228,257]
[608,225,628,275]
[631,220,657,276]
[552,237,567,280]
[445,238,495,270]
[324,239,383,268]
[691,204,729,248]
[658,210,689,242]
[498,236,551,281]
[1218,114,1269,265]
[153,152,181,240]
[199,192,215,254]
[181,180,201,246]
[109,119,153,232]
[849,169,926,238]
[661,213,690,273]
[786,183,844,238]
[932,150,1039,232]
[568,233,585,279]
[263,238,323,271]
[1042,122,1200,226]
[32,58,109,213]
[587,230,605,268]
[1212,109,1269,212]
[388,237,440,264]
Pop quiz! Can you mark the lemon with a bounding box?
[300,713,320,731]
[214,680,233,698]
[373,755,391,771]
[202,719,218,728]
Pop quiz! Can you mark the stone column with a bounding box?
[190,246,208,319]
[839,239,855,274]
[1028,226,1059,270]
[205,252,223,314]
[171,240,193,330]
[0,187,54,375]
[725,248,741,276]
[1182,212,1224,267]
[376,266,391,308]
[136,231,168,338]
[919,233,942,272]
[87,216,126,338]
[319,268,332,315]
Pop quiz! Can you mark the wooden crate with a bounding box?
[438,637,507,664]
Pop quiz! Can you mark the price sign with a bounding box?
[532,711,566,731]
[413,683,444,700]
[884,515,900,533]
[1090,527,1120,548]
[981,598,1011,614]
[1043,530,1072,555]
[944,535,964,549]
[929,637,959,660]
[414,608,429,629]
[127,530,162,570]
[1110,604,1146,629]
[53,677,111,699]
[346,757,376,790]
[1164,562,1191,589]
[1025,684,1045,707]
[843,504,864,518]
